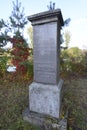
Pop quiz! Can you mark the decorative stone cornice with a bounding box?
[28,9,64,26]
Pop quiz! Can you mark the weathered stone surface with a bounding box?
[33,22,59,84]
[23,108,67,130]
[29,79,63,118]
[28,9,63,84]
[28,9,64,26]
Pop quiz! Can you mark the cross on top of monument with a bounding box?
[47,1,55,11]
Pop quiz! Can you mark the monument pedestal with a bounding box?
[23,80,67,130]
[23,107,67,130]
[29,79,63,118]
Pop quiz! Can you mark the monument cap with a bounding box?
[28,9,64,26]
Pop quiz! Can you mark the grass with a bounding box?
[0,72,87,130]
[62,78,87,130]
[0,73,40,130]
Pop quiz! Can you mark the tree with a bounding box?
[0,0,29,74]
[60,18,71,49]
[0,20,10,76]
[27,26,33,48]
[0,19,10,47]
[9,0,29,74]
[9,0,27,36]
[68,47,83,61]
[64,30,71,48]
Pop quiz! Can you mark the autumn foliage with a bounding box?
[9,36,29,74]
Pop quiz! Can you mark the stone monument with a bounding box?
[23,9,67,129]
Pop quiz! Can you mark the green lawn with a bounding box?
[0,73,87,130]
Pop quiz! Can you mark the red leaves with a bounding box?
[10,36,29,74]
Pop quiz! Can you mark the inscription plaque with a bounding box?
[33,22,59,84]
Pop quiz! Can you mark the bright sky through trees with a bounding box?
[0,0,87,49]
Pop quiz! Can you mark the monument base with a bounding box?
[23,79,66,129]
[23,108,67,130]
[29,79,63,118]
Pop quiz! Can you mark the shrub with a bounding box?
[0,48,8,77]
[60,47,86,76]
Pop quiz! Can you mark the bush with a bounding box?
[0,48,9,77]
[60,47,87,76]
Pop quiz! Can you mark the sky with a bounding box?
[0,0,87,49]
